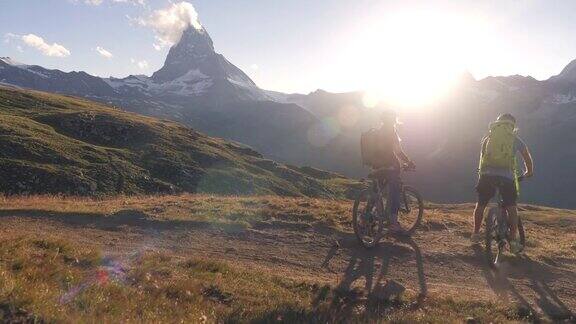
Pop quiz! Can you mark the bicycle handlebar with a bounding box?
[361,164,415,182]
[402,165,416,172]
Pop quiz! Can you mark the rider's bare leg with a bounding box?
[473,203,487,234]
[385,171,401,226]
[506,206,519,241]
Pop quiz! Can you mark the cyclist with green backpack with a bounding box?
[471,113,534,253]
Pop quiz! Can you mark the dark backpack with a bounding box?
[361,128,379,166]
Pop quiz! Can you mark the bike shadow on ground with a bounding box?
[320,236,427,319]
[472,245,575,322]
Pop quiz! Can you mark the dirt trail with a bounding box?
[1,201,575,321]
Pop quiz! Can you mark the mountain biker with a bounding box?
[471,113,534,253]
[370,110,416,234]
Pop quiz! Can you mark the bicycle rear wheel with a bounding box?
[397,186,424,235]
[353,188,384,249]
[484,207,503,267]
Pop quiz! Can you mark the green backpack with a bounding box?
[480,120,516,170]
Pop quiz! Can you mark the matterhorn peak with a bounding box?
[151,23,260,101]
[151,25,216,82]
[177,25,214,54]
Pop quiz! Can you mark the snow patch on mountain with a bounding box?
[104,69,213,97]
[0,58,52,79]
[0,57,27,67]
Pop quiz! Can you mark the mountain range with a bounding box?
[1,23,576,207]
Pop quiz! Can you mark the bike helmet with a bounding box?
[380,109,399,126]
[496,113,516,124]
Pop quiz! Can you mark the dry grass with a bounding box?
[0,194,575,322]
[0,194,354,233]
[0,236,530,323]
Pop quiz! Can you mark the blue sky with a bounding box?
[2,0,576,94]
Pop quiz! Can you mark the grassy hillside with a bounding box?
[0,86,360,198]
[0,195,574,322]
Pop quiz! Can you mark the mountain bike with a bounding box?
[352,166,424,249]
[484,177,527,267]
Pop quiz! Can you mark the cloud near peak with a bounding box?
[137,1,202,51]
[20,34,71,58]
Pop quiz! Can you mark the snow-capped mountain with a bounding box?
[101,26,268,102]
[1,24,268,103]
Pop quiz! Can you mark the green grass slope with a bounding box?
[0,86,360,198]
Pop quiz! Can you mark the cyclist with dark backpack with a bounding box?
[361,110,416,234]
[471,113,534,253]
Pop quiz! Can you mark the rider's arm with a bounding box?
[480,137,488,158]
[393,140,413,165]
[478,137,487,170]
[520,146,534,177]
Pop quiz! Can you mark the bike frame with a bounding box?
[354,167,423,248]
[493,188,510,243]
[489,176,526,256]
[493,175,526,242]
[369,177,410,222]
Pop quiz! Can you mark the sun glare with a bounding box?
[345,10,491,109]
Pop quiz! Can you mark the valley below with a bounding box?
[1,194,574,323]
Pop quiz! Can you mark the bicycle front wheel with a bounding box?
[518,217,526,247]
[397,186,424,235]
[353,188,384,249]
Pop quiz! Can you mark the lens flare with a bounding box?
[59,255,134,304]
[307,117,341,147]
[60,230,162,304]
[337,105,359,129]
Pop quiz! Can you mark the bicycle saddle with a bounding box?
[368,167,395,179]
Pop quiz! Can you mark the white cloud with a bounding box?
[137,1,202,50]
[131,58,149,70]
[96,46,113,58]
[70,0,145,6]
[20,34,71,57]
[250,64,259,70]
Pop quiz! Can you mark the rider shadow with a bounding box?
[520,257,575,321]
[530,277,574,320]
[327,236,427,318]
[472,245,575,321]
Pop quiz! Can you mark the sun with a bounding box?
[344,10,490,109]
